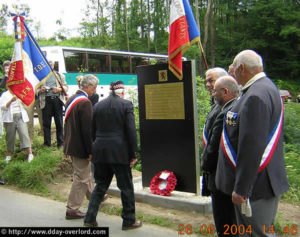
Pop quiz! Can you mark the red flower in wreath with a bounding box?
[150,170,177,196]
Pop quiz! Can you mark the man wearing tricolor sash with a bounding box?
[64,75,98,220]
[201,67,228,197]
[216,50,289,237]
[202,76,240,237]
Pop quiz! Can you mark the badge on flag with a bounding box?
[168,0,200,80]
[6,14,53,106]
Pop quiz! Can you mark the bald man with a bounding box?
[202,76,239,237]
[216,50,289,237]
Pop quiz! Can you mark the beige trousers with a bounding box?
[25,98,43,141]
[66,156,94,211]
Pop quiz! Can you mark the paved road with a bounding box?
[0,186,186,237]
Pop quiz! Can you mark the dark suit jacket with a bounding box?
[89,93,99,106]
[202,99,236,174]
[63,90,93,159]
[92,94,137,164]
[203,103,221,146]
[216,76,289,200]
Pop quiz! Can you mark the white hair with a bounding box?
[234,50,263,74]
[205,67,228,78]
[80,74,99,89]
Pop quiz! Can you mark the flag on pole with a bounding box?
[6,14,53,106]
[168,0,200,80]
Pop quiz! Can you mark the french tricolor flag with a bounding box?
[7,14,53,106]
[168,0,200,80]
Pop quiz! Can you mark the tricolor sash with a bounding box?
[221,101,284,172]
[202,124,208,148]
[64,94,89,121]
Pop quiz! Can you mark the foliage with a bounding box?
[0,33,14,74]
[281,103,300,203]
[275,79,300,101]
[1,0,300,82]
[196,76,211,155]
[283,103,300,144]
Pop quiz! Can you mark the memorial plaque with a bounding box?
[145,82,185,120]
[137,61,200,194]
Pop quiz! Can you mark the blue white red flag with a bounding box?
[6,14,53,106]
[168,0,200,80]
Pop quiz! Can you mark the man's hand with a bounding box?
[232,191,247,204]
[130,158,137,168]
[52,87,62,94]
[6,96,17,108]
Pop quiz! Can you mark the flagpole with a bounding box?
[197,41,208,70]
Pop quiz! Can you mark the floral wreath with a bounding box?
[150,170,177,196]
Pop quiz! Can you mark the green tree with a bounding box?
[152,0,169,54]
[0,4,9,33]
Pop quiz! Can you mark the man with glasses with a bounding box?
[202,67,228,196]
[202,76,240,236]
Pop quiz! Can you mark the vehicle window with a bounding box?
[87,53,110,73]
[149,57,168,65]
[64,50,87,72]
[111,55,130,73]
[131,56,149,73]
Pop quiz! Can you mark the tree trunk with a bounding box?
[194,0,204,76]
[147,0,151,52]
[125,2,130,51]
[203,0,212,67]
[209,0,215,67]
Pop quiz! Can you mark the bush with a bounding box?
[281,103,300,202]
[196,76,211,155]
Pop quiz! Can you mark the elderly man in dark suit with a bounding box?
[216,50,289,236]
[202,76,239,237]
[64,74,98,220]
[202,67,228,196]
[84,80,142,230]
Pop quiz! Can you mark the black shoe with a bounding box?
[84,221,98,227]
[122,220,142,230]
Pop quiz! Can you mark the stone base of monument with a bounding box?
[107,176,212,214]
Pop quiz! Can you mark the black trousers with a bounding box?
[211,189,237,237]
[84,163,136,226]
[42,96,63,147]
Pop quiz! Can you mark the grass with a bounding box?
[0,129,63,196]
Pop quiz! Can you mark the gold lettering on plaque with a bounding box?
[145,82,185,120]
